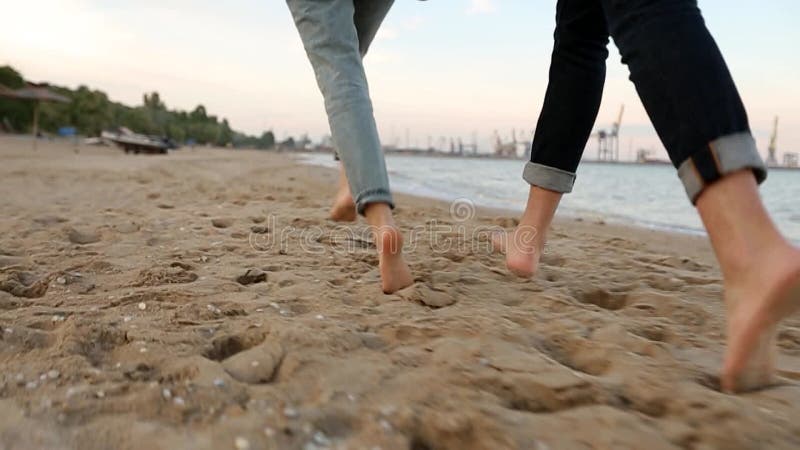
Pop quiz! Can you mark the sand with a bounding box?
[1,136,799,450]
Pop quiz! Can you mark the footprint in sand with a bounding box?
[537,334,615,377]
[0,271,52,298]
[133,265,198,287]
[398,283,458,308]
[571,287,628,311]
[203,329,266,361]
[58,320,129,366]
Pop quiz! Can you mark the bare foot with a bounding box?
[329,163,357,222]
[721,245,800,393]
[374,225,414,294]
[491,226,544,278]
[329,189,356,222]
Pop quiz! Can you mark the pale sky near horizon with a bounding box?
[1,0,798,160]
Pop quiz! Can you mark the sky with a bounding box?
[1,0,799,160]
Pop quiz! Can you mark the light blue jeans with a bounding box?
[287,0,395,214]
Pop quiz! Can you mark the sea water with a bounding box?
[300,153,800,242]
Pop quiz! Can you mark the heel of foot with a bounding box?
[377,226,404,256]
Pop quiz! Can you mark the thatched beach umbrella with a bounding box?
[0,82,70,149]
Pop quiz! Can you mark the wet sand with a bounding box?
[1,136,799,449]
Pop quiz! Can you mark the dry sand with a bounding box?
[1,136,799,450]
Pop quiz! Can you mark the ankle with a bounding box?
[364,203,394,228]
[721,239,792,281]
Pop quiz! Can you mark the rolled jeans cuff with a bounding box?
[355,189,394,215]
[522,162,576,193]
[677,132,767,204]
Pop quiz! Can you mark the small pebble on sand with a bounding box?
[95,390,105,398]
[250,225,269,234]
[236,268,267,285]
[56,277,66,284]
[26,381,38,390]
[162,388,172,399]
[211,218,234,229]
[315,314,325,320]
[123,316,132,323]
[312,431,331,446]
[47,370,60,379]
[234,437,251,450]
[213,378,225,388]
[138,302,147,310]
[173,396,185,406]
[283,406,299,419]
[4,328,12,334]
[67,228,101,245]
[263,427,276,437]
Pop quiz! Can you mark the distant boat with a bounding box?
[101,127,178,154]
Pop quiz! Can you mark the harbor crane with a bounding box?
[767,116,779,166]
[596,104,625,161]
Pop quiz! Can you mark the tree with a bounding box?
[190,105,207,121]
[0,65,32,132]
[258,131,276,149]
[218,118,233,146]
[0,64,274,146]
[0,65,25,88]
[143,92,165,111]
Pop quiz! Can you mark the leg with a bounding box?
[600,0,798,391]
[493,186,562,277]
[286,0,412,293]
[330,162,356,222]
[697,171,800,392]
[329,0,394,222]
[498,0,610,277]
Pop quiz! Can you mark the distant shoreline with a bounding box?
[292,147,800,171]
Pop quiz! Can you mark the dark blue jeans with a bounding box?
[524,0,766,203]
